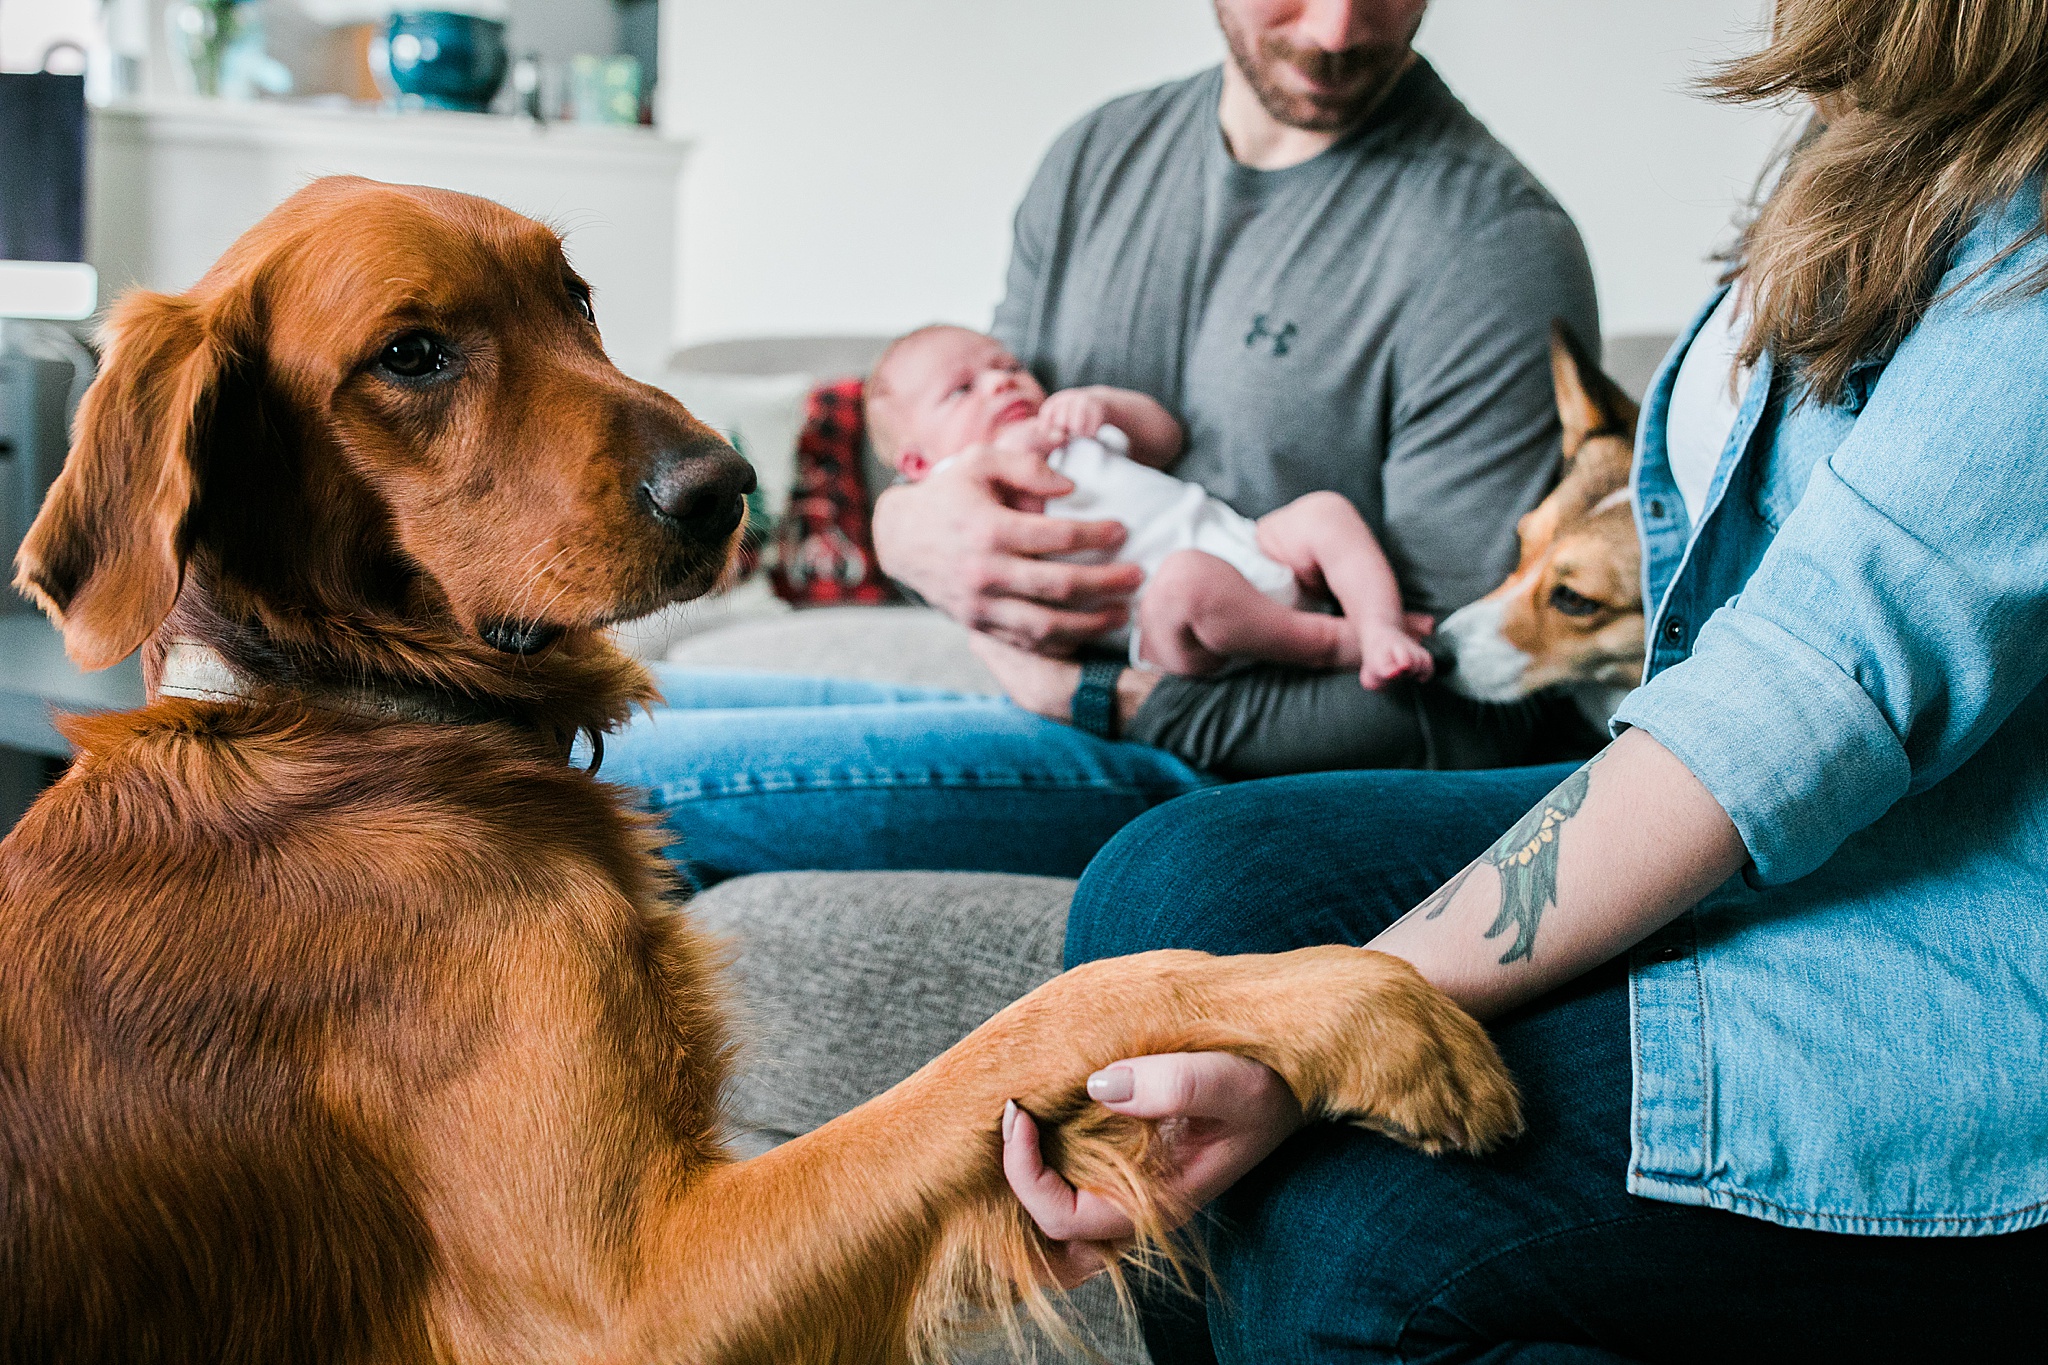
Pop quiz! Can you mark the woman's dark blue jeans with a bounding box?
[1066,769,2048,1363]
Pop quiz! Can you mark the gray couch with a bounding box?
[650,333,1677,1361]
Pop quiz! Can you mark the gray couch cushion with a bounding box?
[692,870,1074,1144]
[664,605,1001,696]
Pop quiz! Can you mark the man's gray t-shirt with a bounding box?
[990,60,1602,773]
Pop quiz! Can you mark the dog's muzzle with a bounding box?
[1435,598,1534,703]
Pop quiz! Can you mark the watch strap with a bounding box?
[1071,659,1123,739]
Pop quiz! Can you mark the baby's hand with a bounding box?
[1038,388,1110,444]
[991,418,1063,457]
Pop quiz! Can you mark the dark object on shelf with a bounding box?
[0,74,87,263]
[383,11,508,112]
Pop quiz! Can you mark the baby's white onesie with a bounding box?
[1044,426,1301,660]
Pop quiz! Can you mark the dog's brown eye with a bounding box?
[378,332,450,380]
[1549,584,1603,618]
[568,285,595,325]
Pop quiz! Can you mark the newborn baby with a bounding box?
[863,324,1432,687]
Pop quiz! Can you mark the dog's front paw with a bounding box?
[1285,948,1523,1157]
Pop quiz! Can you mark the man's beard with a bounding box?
[1216,4,1419,133]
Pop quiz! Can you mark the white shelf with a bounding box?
[93,98,689,168]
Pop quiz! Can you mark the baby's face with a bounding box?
[882,328,1046,472]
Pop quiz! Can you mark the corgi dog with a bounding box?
[1438,326,1645,725]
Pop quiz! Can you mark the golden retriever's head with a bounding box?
[14,176,751,715]
[1438,324,1645,705]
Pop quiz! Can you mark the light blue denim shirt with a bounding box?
[1613,189,2048,1236]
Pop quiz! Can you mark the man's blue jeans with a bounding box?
[594,666,1211,887]
[1067,770,2048,1363]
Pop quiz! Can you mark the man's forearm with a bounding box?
[963,636,1161,731]
[1369,727,1746,1019]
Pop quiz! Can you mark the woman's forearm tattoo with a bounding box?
[1413,753,1605,964]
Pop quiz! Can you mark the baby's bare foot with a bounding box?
[1359,623,1435,690]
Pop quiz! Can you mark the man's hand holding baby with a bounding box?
[871,447,1143,655]
[867,327,1148,654]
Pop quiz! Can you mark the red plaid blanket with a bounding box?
[768,377,898,607]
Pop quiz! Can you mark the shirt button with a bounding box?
[1648,498,1665,519]
[1654,943,1685,962]
[1663,616,1688,645]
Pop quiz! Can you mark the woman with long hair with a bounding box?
[1005,1,2048,1356]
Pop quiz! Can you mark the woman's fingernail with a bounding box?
[1087,1066,1134,1103]
[1003,1099,1018,1141]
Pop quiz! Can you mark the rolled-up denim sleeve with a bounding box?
[1617,244,2048,886]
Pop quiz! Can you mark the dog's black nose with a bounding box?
[640,437,757,544]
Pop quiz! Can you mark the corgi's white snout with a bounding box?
[1437,597,1534,702]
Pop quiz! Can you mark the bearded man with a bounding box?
[873,0,1602,778]
[604,3,1600,880]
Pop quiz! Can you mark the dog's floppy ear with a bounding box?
[14,290,228,670]
[1548,322,1638,461]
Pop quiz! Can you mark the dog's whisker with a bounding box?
[496,553,569,648]
[526,576,582,640]
[510,541,578,624]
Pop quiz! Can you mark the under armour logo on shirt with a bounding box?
[1246,315,1298,357]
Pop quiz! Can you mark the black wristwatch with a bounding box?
[1071,659,1123,739]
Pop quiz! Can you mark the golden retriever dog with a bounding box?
[1437,325,1646,723]
[0,177,1520,1364]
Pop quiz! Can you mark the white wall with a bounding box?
[1423,0,1794,336]
[664,0,1799,347]
[0,0,97,71]
[663,0,1222,345]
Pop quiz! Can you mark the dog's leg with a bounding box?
[627,945,1520,1364]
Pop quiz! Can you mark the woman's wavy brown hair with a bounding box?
[1714,0,2048,402]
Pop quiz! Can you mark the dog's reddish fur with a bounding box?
[1,177,1521,1363]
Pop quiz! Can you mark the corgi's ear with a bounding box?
[1549,322,1639,461]
[13,290,227,670]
